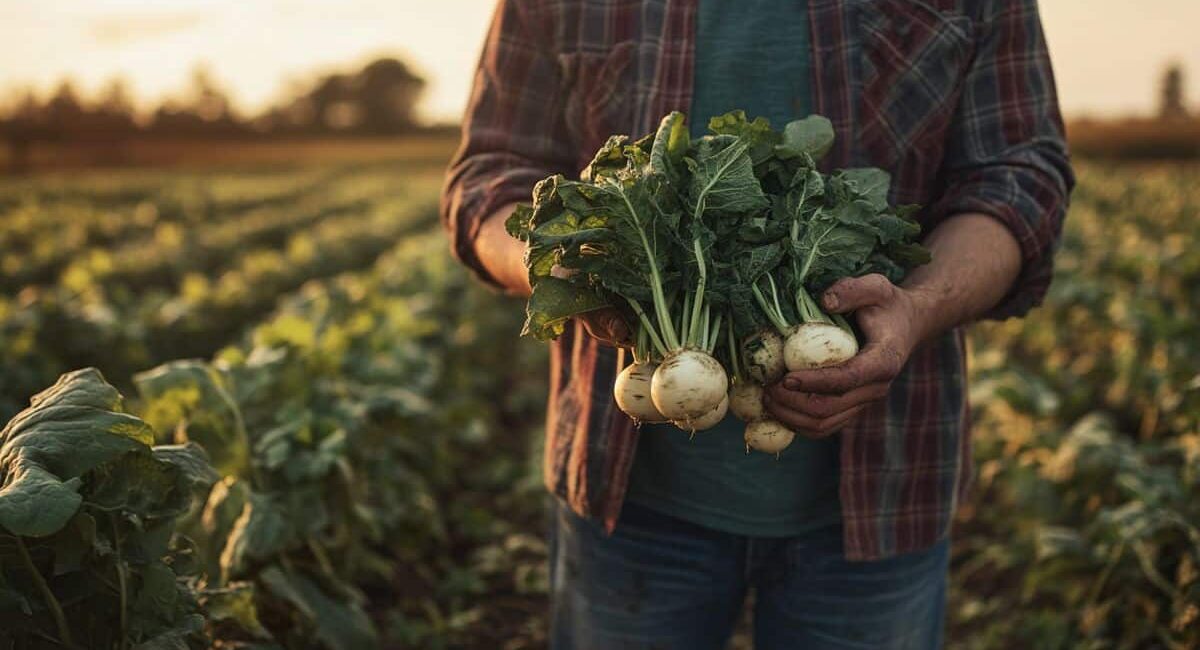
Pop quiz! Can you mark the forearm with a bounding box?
[903,212,1023,344]
[473,204,532,297]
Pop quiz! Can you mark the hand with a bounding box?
[577,308,632,348]
[763,274,928,437]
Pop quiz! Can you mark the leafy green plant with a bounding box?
[0,368,216,650]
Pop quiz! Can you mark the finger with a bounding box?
[600,310,631,344]
[581,310,631,346]
[822,273,895,314]
[765,381,890,419]
[763,393,866,438]
[782,341,905,394]
[762,391,822,432]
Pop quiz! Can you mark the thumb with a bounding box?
[603,312,631,343]
[821,274,895,313]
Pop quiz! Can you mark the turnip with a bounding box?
[752,273,860,374]
[613,362,667,423]
[744,418,795,455]
[783,322,858,371]
[673,394,728,432]
[741,329,785,385]
[651,348,728,421]
[728,378,764,422]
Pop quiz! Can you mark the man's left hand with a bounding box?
[763,274,928,437]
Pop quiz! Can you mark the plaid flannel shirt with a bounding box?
[442,0,1073,560]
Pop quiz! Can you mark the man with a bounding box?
[442,0,1073,647]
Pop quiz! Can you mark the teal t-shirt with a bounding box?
[624,0,842,537]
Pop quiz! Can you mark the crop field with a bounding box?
[0,156,1196,649]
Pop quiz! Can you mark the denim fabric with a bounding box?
[548,497,949,650]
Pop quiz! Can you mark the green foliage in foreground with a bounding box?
[0,369,217,649]
[949,163,1200,649]
[133,232,546,649]
[2,160,1198,649]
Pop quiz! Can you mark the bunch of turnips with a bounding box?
[506,111,930,454]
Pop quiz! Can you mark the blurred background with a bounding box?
[0,2,1196,649]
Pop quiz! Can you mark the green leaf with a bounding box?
[48,511,96,576]
[0,369,153,537]
[838,167,892,211]
[86,450,193,519]
[580,135,629,183]
[791,201,879,289]
[201,477,249,541]
[776,115,835,161]
[130,561,183,626]
[258,566,379,650]
[686,134,770,219]
[198,583,272,640]
[649,111,690,177]
[134,360,250,478]
[153,443,220,498]
[707,110,782,165]
[220,491,295,581]
[504,203,535,239]
[521,276,609,341]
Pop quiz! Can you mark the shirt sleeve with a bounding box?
[440,0,576,289]
[927,0,1076,320]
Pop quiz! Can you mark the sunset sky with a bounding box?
[1,0,1197,122]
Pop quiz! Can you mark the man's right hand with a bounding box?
[577,308,632,348]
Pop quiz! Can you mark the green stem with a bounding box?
[707,312,723,354]
[795,217,835,290]
[789,180,813,285]
[634,325,649,365]
[680,291,692,350]
[766,274,787,327]
[16,536,74,649]
[796,285,832,325]
[625,297,668,358]
[617,186,678,350]
[726,318,741,379]
[110,514,128,650]
[1086,541,1125,606]
[308,540,338,583]
[751,282,790,334]
[689,237,708,347]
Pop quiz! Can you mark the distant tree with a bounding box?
[308,74,358,132]
[94,77,139,135]
[1,89,44,173]
[1159,62,1189,120]
[186,65,234,123]
[0,52,435,163]
[44,80,87,135]
[353,58,425,134]
[97,78,135,117]
[148,66,246,137]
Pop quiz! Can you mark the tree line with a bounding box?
[0,57,428,146]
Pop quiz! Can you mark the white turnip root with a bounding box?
[614,362,668,423]
[744,418,796,455]
[673,394,728,432]
[728,379,764,422]
[741,329,785,385]
[650,348,728,421]
[783,323,858,372]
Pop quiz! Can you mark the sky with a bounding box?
[1,0,1197,122]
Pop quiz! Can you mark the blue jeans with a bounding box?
[548,498,949,650]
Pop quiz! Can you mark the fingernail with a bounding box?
[824,293,839,310]
[784,378,801,390]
